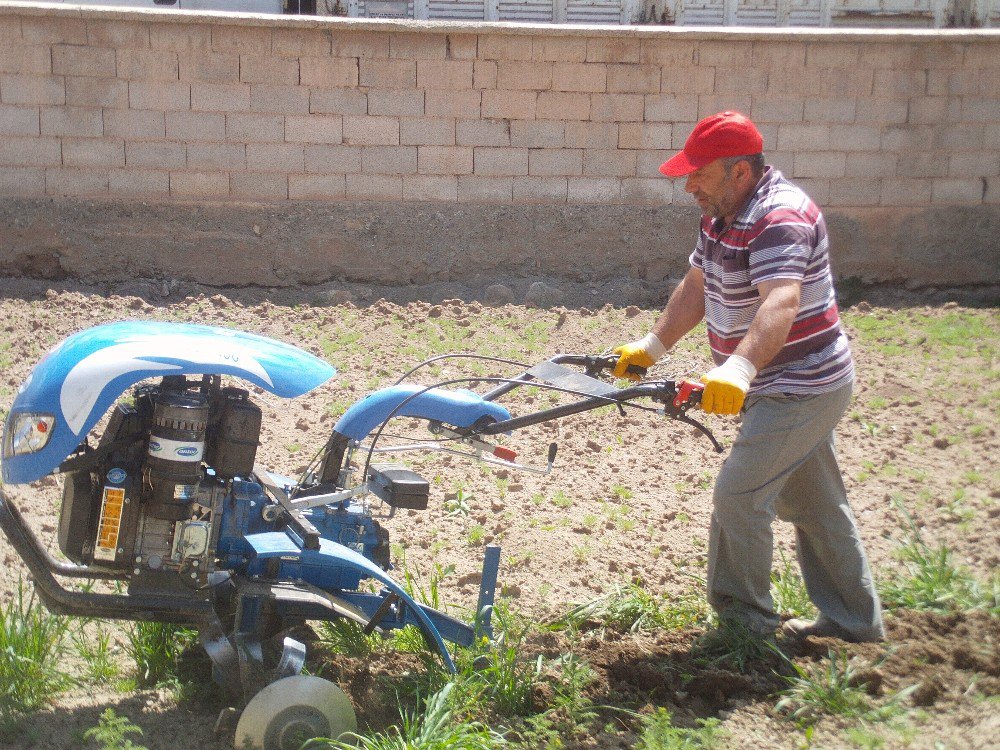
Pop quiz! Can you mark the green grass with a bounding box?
[776,650,914,727]
[312,682,505,750]
[123,621,197,688]
[692,618,780,673]
[843,309,999,361]
[879,500,998,614]
[74,625,121,684]
[317,619,384,659]
[771,550,817,620]
[83,709,148,750]
[879,540,997,614]
[637,708,726,749]
[0,582,73,729]
[558,583,708,634]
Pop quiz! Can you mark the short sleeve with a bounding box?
[689,229,705,270]
[747,211,814,285]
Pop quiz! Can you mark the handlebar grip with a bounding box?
[594,355,647,378]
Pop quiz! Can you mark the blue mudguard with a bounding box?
[2,322,335,485]
[244,531,457,672]
[334,384,511,442]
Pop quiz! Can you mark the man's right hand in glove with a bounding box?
[612,332,667,381]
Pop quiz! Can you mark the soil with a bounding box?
[0,277,996,750]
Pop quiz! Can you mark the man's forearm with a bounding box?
[651,271,706,350]
[733,283,800,370]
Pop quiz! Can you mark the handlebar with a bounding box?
[472,354,722,453]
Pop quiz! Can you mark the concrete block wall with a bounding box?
[0,3,998,290]
[0,4,997,208]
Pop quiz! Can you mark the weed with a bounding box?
[879,502,995,613]
[551,490,573,509]
[558,583,708,633]
[776,650,914,726]
[524,650,599,743]
[610,484,634,501]
[467,525,486,545]
[83,709,148,750]
[637,707,726,749]
[771,550,817,620]
[444,489,472,517]
[310,682,504,749]
[123,621,196,687]
[0,581,72,724]
[453,603,538,718]
[879,541,989,612]
[74,625,120,684]
[692,619,780,673]
[317,619,383,658]
[399,556,455,611]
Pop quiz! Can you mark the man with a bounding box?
[613,111,884,644]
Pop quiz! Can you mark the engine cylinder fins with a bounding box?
[235,676,357,750]
[148,390,209,484]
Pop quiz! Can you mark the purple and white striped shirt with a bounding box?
[689,168,854,395]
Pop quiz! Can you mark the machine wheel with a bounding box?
[234,675,357,750]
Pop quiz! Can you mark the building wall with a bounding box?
[1,3,998,289]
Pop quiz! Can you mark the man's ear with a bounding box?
[736,159,754,185]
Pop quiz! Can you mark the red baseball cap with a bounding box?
[660,111,763,177]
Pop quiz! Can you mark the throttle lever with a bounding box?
[673,379,704,408]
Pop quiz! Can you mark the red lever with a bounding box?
[673,379,704,408]
[493,446,517,462]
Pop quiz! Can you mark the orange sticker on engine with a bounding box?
[94,486,126,561]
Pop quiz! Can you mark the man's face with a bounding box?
[683,159,745,220]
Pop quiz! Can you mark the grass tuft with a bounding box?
[83,708,148,750]
[557,583,709,634]
[637,707,726,749]
[310,682,504,749]
[0,581,73,730]
[123,621,196,688]
[776,650,915,727]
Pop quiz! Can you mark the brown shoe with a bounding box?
[782,617,883,643]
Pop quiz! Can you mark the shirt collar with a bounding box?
[712,166,775,233]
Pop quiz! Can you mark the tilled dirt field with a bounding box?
[0,278,997,750]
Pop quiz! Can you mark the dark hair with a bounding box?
[722,153,765,178]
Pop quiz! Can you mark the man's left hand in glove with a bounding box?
[700,355,757,415]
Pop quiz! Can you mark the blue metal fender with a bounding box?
[244,531,457,672]
[2,321,335,485]
[334,384,511,442]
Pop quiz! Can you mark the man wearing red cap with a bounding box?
[613,111,884,647]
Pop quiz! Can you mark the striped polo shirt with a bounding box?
[689,167,854,395]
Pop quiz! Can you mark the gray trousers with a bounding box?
[707,382,884,641]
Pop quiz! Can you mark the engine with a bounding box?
[56,376,261,586]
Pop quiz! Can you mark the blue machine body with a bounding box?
[334,384,511,441]
[1,321,507,671]
[2,321,336,485]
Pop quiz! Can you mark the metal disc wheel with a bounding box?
[234,675,357,750]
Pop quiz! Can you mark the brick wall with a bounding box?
[0,4,998,289]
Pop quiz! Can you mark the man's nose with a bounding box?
[684,176,696,193]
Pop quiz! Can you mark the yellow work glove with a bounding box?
[612,332,667,381]
[700,355,757,415]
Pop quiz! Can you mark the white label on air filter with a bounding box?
[147,437,204,462]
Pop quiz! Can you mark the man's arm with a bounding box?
[699,277,801,415]
[612,267,705,378]
[651,266,706,350]
[733,277,801,370]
